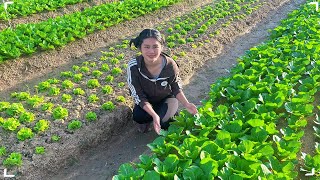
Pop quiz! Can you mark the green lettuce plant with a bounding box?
[34,119,50,133]
[3,152,22,167]
[73,88,85,96]
[17,127,34,141]
[52,106,68,120]
[35,146,45,155]
[2,118,20,131]
[61,94,72,103]
[86,111,97,122]
[101,101,115,111]
[102,85,113,95]
[18,112,35,123]
[88,94,99,103]
[87,79,101,89]
[67,120,82,130]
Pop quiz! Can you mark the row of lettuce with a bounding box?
[113,0,320,179]
[0,0,265,171]
[0,0,182,62]
[0,0,89,20]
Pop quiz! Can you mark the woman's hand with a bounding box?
[152,115,161,135]
[185,102,198,115]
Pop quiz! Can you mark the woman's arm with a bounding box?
[143,103,161,134]
[176,91,198,115]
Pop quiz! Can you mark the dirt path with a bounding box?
[48,0,306,180]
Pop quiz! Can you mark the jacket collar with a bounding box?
[136,53,174,81]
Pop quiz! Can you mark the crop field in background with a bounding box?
[0,0,319,179]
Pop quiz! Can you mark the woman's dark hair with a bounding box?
[129,29,165,49]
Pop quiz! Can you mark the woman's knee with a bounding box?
[132,105,152,124]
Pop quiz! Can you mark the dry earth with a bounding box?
[0,0,314,179]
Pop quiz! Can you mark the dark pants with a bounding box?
[132,100,175,130]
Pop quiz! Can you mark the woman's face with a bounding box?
[140,37,163,64]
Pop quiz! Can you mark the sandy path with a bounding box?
[48,0,306,180]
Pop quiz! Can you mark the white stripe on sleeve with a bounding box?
[127,59,141,105]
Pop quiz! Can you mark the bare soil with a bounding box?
[0,0,314,179]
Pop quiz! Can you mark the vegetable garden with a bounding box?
[0,0,319,179]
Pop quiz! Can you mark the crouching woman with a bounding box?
[127,28,198,134]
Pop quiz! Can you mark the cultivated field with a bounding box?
[0,0,319,179]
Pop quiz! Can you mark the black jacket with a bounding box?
[127,53,182,108]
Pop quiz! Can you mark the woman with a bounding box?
[127,28,198,134]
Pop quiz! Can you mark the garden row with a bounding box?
[0,0,182,62]
[0,0,88,20]
[0,0,266,177]
[113,0,320,179]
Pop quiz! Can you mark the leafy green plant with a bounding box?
[47,78,60,84]
[92,70,103,78]
[172,55,178,61]
[102,85,114,95]
[6,103,25,117]
[111,67,123,76]
[11,91,30,101]
[116,96,126,102]
[72,65,80,71]
[18,112,35,123]
[73,88,85,96]
[0,117,4,125]
[89,62,96,67]
[118,82,125,88]
[102,51,115,57]
[36,81,51,92]
[2,118,20,131]
[41,102,54,112]
[3,152,22,167]
[87,79,101,89]
[0,101,10,112]
[60,71,74,78]
[0,0,85,20]
[51,135,61,142]
[88,94,99,103]
[117,53,125,59]
[17,127,34,141]
[67,120,82,130]
[167,42,176,48]
[34,119,50,133]
[35,146,45,155]
[105,75,114,83]
[48,87,61,96]
[101,101,115,111]
[178,38,186,44]
[186,37,194,42]
[86,111,97,122]
[61,94,72,103]
[73,73,83,82]
[26,95,44,107]
[110,58,120,65]
[80,66,90,73]
[178,51,186,57]
[0,146,6,156]
[62,80,74,89]
[52,106,68,120]
[101,64,110,72]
